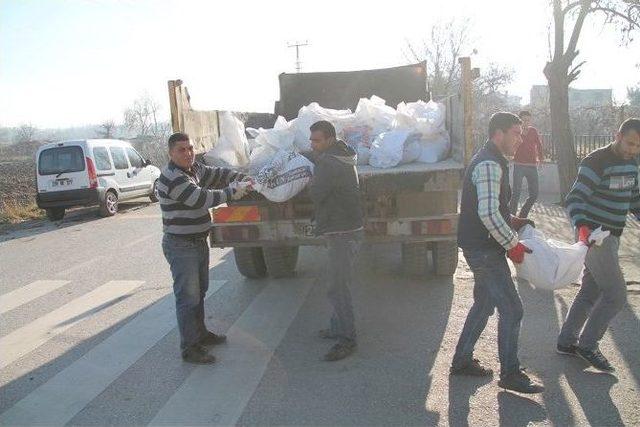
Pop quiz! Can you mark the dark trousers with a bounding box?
[162,233,210,352]
[452,247,524,377]
[510,164,539,218]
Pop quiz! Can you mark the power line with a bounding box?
[287,40,309,73]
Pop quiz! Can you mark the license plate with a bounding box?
[52,178,73,187]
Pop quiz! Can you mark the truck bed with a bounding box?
[356,158,464,177]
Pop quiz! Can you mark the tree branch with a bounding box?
[590,6,640,29]
[565,0,591,57]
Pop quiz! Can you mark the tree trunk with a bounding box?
[547,63,578,201]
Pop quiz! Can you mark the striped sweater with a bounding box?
[157,161,244,237]
[566,144,640,236]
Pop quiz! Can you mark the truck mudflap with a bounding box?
[209,204,458,247]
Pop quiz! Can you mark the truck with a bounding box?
[167,58,476,280]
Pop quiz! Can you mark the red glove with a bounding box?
[507,242,532,264]
[511,216,535,232]
[578,225,592,246]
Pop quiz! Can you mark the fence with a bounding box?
[472,133,612,162]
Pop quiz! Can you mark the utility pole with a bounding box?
[287,40,309,73]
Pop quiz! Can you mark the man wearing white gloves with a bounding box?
[157,132,251,364]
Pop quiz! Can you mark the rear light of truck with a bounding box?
[220,225,260,241]
[213,206,261,223]
[86,157,98,189]
[411,219,453,235]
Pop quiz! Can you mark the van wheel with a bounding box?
[263,246,299,278]
[46,208,65,221]
[99,191,118,217]
[149,180,159,203]
[234,247,267,279]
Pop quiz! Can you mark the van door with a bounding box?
[126,146,152,196]
[37,144,89,193]
[108,146,134,197]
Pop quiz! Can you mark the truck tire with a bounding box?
[46,207,65,221]
[233,247,267,279]
[432,240,459,277]
[263,246,299,278]
[402,242,429,277]
[99,190,118,217]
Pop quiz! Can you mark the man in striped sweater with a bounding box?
[557,118,640,372]
[157,132,251,364]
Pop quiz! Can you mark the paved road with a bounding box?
[0,201,638,426]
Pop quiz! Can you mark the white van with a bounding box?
[35,139,162,221]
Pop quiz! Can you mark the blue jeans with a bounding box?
[452,248,524,377]
[510,164,539,218]
[325,230,363,343]
[162,233,210,352]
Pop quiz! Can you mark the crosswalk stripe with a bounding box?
[0,280,143,370]
[0,280,71,314]
[0,280,227,426]
[150,279,313,426]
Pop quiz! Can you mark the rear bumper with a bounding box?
[36,188,101,209]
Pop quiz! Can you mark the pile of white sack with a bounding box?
[515,225,610,290]
[204,96,449,202]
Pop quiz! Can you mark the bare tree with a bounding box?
[628,84,640,106]
[15,123,37,143]
[123,93,171,165]
[96,120,116,139]
[544,0,640,198]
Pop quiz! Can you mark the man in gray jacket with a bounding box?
[308,120,364,361]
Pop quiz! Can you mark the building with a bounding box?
[530,85,613,110]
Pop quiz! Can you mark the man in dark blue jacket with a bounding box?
[307,120,364,361]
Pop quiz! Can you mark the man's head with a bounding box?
[613,118,640,160]
[168,132,195,170]
[488,112,523,156]
[309,120,336,153]
[518,110,532,128]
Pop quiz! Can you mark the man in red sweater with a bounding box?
[509,110,544,217]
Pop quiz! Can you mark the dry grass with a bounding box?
[0,200,44,224]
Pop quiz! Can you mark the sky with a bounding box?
[1,0,639,128]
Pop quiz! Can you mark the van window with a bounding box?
[93,147,113,170]
[38,146,85,176]
[126,147,145,168]
[110,147,129,170]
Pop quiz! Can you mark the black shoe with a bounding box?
[450,359,494,377]
[576,347,615,372]
[323,340,357,361]
[498,369,544,394]
[182,344,216,364]
[318,329,338,340]
[557,343,578,356]
[199,331,227,346]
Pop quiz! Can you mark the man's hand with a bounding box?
[229,180,253,201]
[578,225,592,246]
[507,242,532,264]
[511,216,535,232]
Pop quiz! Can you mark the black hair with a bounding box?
[488,112,522,137]
[309,120,336,139]
[518,110,531,118]
[168,132,189,149]
[619,118,640,136]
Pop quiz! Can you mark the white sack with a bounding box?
[204,111,249,169]
[248,116,295,175]
[515,225,610,290]
[401,134,422,164]
[253,151,314,202]
[395,100,446,138]
[293,103,355,151]
[368,130,411,169]
[342,125,373,165]
[418,132,450,163]
[354,96,396,135]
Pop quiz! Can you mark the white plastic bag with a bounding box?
[253,151,314,202]
[395,100,446,138]
[368,130,411,169]
[342,125,372,165]
[293,103,355,151]
[248,116,296,175]
[515,225,610,290]
[204,112,249,169]
[418,132,450,163]
[354,96,396,135]
[401,133,422,164]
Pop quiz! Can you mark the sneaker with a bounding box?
[576,347,615,372]
[323,340,357,362]
[199,331,227,346]
[450,359,494,377]
[318,329,338,340]
[556,343,578,356]
[182,344,216,364]
[498,369,545,394]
